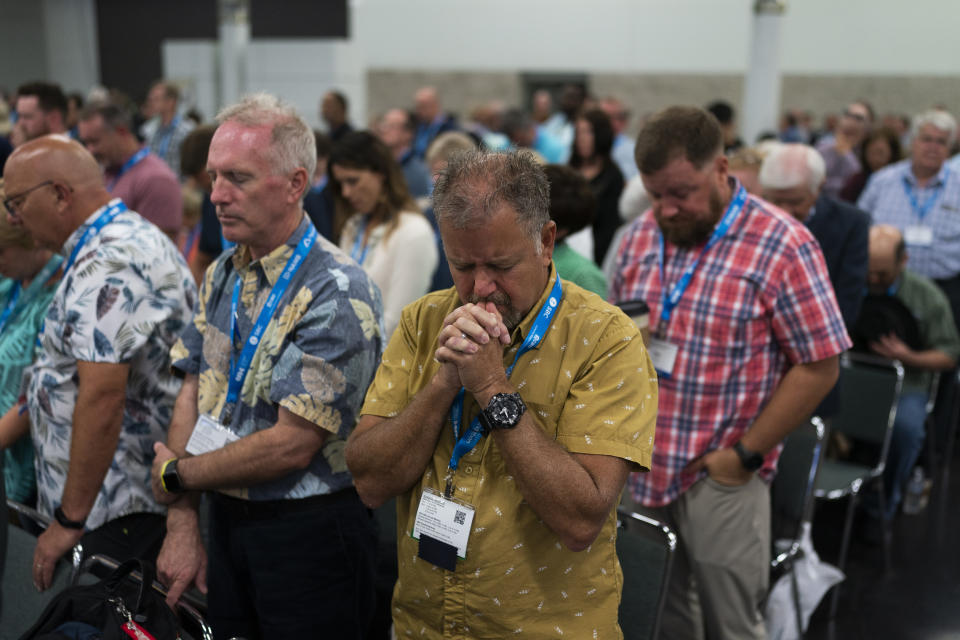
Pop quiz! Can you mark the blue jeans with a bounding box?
[877,391,928,520]
[207,490,377,640]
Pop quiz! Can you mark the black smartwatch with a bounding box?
[733,441,764,472]
[161,457,186,494]
[477,392,526,434]
[54,505,86,530]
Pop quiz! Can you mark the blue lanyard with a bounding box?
[902,169,948,221]
[445,272,563,484]
[37,202,125,347]
[154,117,180,160]
[350,217,371,265]
[0,255,63,336]
[223,223,318,424]
[657,185,747,334]
[107,148,149,192]
[0,284,21,336]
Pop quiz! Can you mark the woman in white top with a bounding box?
[331,131,438,340]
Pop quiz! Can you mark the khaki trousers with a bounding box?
[623,474,770,640]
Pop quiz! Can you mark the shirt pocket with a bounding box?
[697,271,768,370]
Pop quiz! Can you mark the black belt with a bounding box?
[211,487,361,520]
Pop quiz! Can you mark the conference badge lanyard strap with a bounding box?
[186,223,317,456]
[902,168,948,248]
[106,148,149,192]
[649,185,747,378]
[349,216,372,265]
[412,272,562,570]
[37,201,127,347]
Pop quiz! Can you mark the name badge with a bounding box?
[905,225,934,247]
[648,336,679,377]
[185,414,240,456]
[413,488,475,566]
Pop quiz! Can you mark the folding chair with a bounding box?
[813,353,903,619]
[1,501,73,639]
[770,416,826,636]
[616,508,677,640]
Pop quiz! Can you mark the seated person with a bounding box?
[855,225,960,522]
[543,164,607,297]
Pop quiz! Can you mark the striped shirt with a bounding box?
[611,186,850,506]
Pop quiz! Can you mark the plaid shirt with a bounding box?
[858,159,960,280]
[611,186,851,506]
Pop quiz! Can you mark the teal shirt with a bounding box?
[0,254,62,502]
[895,269,960,393]
[553,242,608,298]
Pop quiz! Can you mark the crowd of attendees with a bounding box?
[0,76,959,638]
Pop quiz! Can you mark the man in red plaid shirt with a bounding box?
[611,106,851,639]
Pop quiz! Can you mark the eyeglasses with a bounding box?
[2,180,54,217]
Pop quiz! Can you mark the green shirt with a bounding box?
[553,242,608,298]
[895,269,960,392]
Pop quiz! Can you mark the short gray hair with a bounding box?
[216,92,316,181]
[433,150,550,250]
[910,109,957,144]
[758,143,825,195]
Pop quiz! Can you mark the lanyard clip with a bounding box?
[443,468,454,499]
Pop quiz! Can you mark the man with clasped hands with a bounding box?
[346,150,657,638]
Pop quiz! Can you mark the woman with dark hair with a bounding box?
[840,127,902,203]
[569,109,624,265]
[331,131,437,339]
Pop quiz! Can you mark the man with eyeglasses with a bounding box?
[0,134,196,593]
[816,100,874,198]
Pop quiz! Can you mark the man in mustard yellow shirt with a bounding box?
[346,150,658,638]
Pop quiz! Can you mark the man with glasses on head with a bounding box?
[0,134,196,592]
[816,100,874,197]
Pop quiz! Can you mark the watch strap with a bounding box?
[54,505,86,530]
[160,457,185,494]
[733,441,764,471]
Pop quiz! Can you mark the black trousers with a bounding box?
[206,489,377,640]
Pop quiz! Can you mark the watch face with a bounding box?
[488,393,524,428]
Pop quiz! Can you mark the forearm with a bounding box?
[739,356,839,454]
[61,385,127,520]
[899,349,956,371]
[346,373,460,507]
[0,403,30,449]
[164,375,202,515]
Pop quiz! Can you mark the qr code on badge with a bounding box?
[454,510,466,525]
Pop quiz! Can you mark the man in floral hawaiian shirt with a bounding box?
[1,134,196,591]
[150,94,384,639]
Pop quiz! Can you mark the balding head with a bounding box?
[868,224,907,294]
[4,135,110,249]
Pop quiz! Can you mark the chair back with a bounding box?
[832,353,903,474]
[616,508,676,640]
[771,417,825,565]
[1,501,71,639]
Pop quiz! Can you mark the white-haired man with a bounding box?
[760,143,870,331]
[150,93,384,638]
[859,109,960,327]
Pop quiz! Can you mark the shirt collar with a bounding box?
[905,160,950,187]
[507,262,559,349]
[61,198,123,257]
[231,213,310,285]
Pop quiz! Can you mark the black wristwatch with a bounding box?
[478,392,526,434]
[161,457,186,494]
[54,505,86,530]
[733,441,764,472]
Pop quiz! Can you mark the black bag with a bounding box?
[18,559,182,640]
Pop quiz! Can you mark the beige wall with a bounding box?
[368,69,960,142]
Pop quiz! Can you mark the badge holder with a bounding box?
[412,488,476,571]
[185,414,240,455]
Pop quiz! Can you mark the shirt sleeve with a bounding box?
[133,172,183,233]
[554,313,657,471]
[270,279,382,439]
[922,283,960,361]
[359,301,423,419]
[767,239,852,364]
[171,257,216,374]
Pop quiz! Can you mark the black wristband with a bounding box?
[54,505,86,530]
